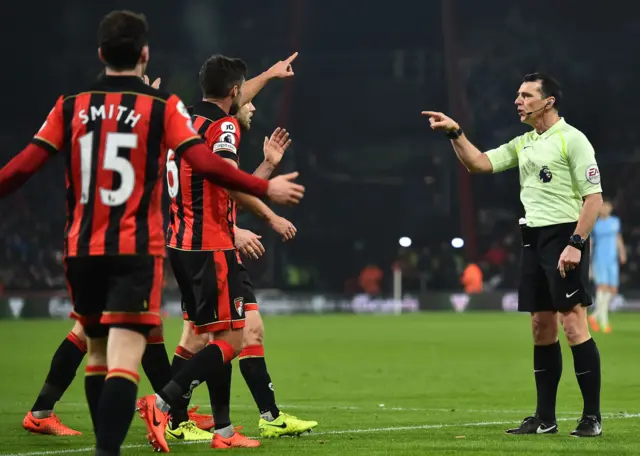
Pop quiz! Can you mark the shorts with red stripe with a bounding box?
[169,248,246,334]
[65,255,164,338]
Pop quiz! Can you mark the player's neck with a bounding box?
[202,97,231,114]
[532,113,561,135]
[104,68,142,78]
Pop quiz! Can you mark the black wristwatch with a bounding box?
[568,234,586,251]
[445,127,464,140]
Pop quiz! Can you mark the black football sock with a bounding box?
[571,338,601,420]
[208,363,232,430]
[239,345,279,419]
[141,336,172,394]
[32,332,87,416]
[85,365,107,432]
[167,346,195,428]
[171,346,194,377]
[533,341,562,423]
[95,370,140,455]
[157,341,235,426]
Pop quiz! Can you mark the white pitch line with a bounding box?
[4,413,640,456]
[59,402,590,415]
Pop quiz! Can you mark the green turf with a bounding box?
[1,312,638,455]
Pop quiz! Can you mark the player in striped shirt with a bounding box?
[0,11,304,455]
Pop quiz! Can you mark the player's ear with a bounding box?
[140,46,150,65]
[97,47,106,65]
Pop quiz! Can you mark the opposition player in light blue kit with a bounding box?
[589,199,626,333]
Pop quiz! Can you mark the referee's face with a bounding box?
[515,81,545,125]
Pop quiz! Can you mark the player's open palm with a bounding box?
[269,216,297,241]
[235,228,265,259]
[266,172,305,205]
[421,111,459,132]
[268,52,298,78]
[264,127,291,166]
[143,75,161,89]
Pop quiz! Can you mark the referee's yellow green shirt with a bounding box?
[486,118,602,228]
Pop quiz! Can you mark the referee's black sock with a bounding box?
[571,338,601,420]
[533,341,562,423]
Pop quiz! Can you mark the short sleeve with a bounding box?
[485,137,520,173]
[32,96,65,154]
[566,131,602,197]
[164,95,203,157]
[207,119,241,163]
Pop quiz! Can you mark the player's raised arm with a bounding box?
[252,127,291,179]
[239,52,298,106]
[0,97,65,197]
[213,129,297,240]
[421,111,497,174]
[163,95,304,205]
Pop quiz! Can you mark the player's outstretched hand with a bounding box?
[266,172,305,205]
[264,127,292,166]
[558,245,581,279]
[267,52,298,79]
[421,111,460,132]
[235,228,265,260]
[269,215,297,241]
[143,75,162,89]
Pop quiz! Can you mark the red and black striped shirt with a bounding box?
[33,76,201,257]
[167,101,241,251]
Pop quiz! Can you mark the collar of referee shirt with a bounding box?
[532,117,565,139]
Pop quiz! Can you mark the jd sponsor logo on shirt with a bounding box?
[538,165,552,183]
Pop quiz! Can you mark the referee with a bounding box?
[423,73,603,437]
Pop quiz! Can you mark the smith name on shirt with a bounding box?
[78,104,142,128]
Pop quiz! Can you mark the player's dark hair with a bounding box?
[199,55,247,99]
[98,10,149,70]
[522,73,563,111]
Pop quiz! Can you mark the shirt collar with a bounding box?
[537,117,565,139]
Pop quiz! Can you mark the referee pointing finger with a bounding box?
[423,73,603,437]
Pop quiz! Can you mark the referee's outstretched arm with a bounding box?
[421,111,494,173]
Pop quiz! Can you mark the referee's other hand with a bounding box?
[558,246,581,278]
[421,111,460,132]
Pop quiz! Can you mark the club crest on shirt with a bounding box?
[539,165,552,183]
[234,297,244,317]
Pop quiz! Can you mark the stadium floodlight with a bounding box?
[451,237,464,249]
[399,236,412,247]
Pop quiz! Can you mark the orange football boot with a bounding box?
[22,411,81,436]
[588,315,600,332]
[187,405,214,431]
[211,430,260,449]
[136,395,170,452]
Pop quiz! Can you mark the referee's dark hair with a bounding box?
[523,73,563,111]
[98,10,149,70]
[199,55,247,99]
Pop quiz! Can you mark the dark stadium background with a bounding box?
[1,0,639,299]
[3,3,640,456]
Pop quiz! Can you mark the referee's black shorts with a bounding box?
[518,222,592,313]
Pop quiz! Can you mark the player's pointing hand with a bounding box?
[266,172,305,205]
[421,111,460,132]
[268,52,298,78]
